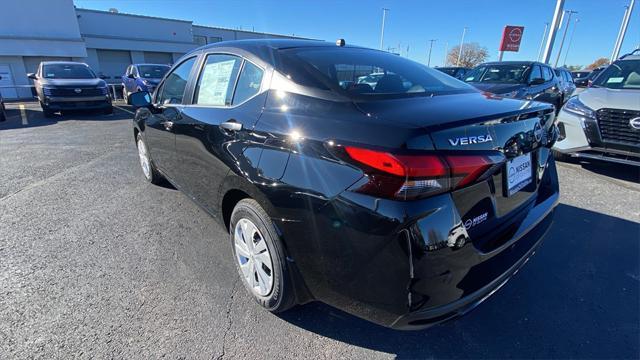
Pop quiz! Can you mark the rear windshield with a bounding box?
[277,47,475,99]
[592,60,640,90]
[572,71,590,79]
[42,64,95,79]
[464,64,529,84]
[138,65,170,79]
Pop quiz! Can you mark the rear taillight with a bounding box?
[342,146,503,200]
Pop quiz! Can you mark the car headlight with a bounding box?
[500,90,523,98]
[563,96,596,118]
[42,86,55,96]
[98,86,109,95]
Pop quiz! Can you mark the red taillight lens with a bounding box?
[342,146,500,200]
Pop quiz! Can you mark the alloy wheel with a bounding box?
[137,138,151,179]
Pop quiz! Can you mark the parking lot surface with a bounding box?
[1,102,639,359]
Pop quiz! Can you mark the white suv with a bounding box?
[553,52,640,166]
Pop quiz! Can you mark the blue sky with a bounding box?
[74,0,639,68]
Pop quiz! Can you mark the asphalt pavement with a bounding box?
[1,101,638,359]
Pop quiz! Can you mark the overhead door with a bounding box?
[23,56,72,75]
[96,50,132,84]
[0,64,17,99]
[143,52,173,65]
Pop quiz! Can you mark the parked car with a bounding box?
[571,70,591,86]
[122,64,170,104]
[0,75,6,122]
[574,67,605,88]
[554,54,640,166]
[464,61,563,109]
[554,68,576,102]
[129,39,559,330]
[28,62,112,117]
[435,66,470,80]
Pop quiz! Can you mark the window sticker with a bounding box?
[197,59,236,105]
[606,77,624,84]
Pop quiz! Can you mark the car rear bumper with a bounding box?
[275,155,560,329]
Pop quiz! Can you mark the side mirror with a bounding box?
[99,74,108,80]
[529,78,545,86]
[127,73,136,79]
[130,91,152,108]
[27,73,37,80]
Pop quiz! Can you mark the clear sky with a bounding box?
[74,0,639,68]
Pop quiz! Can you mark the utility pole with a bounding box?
[379,8,389,50]
[554,10,578,67]
[537,22,549,61]
[611,0,636,61]
[542,0,565,64]
[563,18,579,66]
[443,41,449,66]
[427,39,437,66]
[457,27,468,66]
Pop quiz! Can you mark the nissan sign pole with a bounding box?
[498,26,525,61]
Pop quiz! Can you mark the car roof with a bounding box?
[133,63,171,67]
[198,38,351,51]
[41,61,89,66]
[481,61,542,66]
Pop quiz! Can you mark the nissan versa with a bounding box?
[129,39,560,329]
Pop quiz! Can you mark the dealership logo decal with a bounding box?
[464,212,488,229]
[448,134,493,146]
[630,117,640,130]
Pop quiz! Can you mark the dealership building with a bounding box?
[0,0,309,99]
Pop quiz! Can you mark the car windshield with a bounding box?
[278,47,475,99]
[138,65,170,79]
[43,64,95,79]
[592,60,640,90]
[464,64,529,84]
[572,71,590,79]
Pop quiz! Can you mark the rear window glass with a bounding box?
[137,65,169,79]
[43,64,95,79]
[278,47,474,99]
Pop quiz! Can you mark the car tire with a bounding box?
[136,133,163,185]
[103,105,113,115]
[0,104,6,122]
[553,150,573,163]
[123,88,130,105]
[41,103,55,118]
[230,198,296,313]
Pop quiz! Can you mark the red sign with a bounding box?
[499,26,525,52]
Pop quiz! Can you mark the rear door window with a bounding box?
[194,54,242,106]
[232,61,264,105]
[542,66,553,82]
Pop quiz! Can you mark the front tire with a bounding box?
[136,133,163,184]
[41,103,55,118]
[230,199,296,313]
[103,105,113,115]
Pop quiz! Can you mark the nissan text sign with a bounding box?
[499,26,525,52]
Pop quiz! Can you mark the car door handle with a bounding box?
[161,121,174,130]
[220,121,242,131]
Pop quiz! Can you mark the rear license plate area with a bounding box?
[505,153,532,196]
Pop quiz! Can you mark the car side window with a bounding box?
[157,57,197,105]
[529,65,542,81]
[194,54,242,106]
[232,61,264,105]
[542,66,553,82]
[132,67,138,77]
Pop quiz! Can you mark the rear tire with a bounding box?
[136,133,163,185]
[0,103,6,122]
[230,198,296,313]
[41,104,55,118]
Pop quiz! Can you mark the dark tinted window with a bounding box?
[42,64,95,79]
[529,65,542,81]
[592,60,640,89]
[542,66,553,81]
[194,54,241,106]
[158,57,196,105]
[279,47,473,99]
[232,61,264,105]
[138,65,169,79]
[465,64,529,84]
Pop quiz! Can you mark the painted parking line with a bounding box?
[19,104,28,125]
[114,104,135,115]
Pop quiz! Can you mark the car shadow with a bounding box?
[277,204,639,359]
[0,105,133,131]
[579,161,640,183]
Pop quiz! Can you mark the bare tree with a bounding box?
[446,42,488,68]
[585,57,610,70]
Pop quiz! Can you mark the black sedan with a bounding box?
[464,61,564,109]
[129,39,560,330]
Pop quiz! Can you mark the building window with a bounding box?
[209,36,223,43]
[193,35,207,46]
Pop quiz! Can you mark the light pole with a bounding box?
[611,0,636,61]
[562,18,579,66]
[537,22,549,61]
[379,8,389,50]
[457,27,468,66]
[443,41,449,66]
[542,0,565,64]
[427,39,437,66]
[554,10,578,67]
